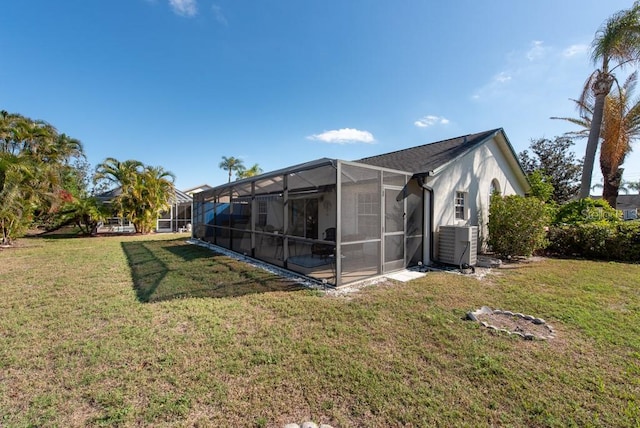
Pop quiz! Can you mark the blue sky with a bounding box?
[2,0,639,191]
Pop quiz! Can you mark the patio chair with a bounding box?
[311,227,336,258]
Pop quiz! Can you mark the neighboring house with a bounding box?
[617,195,640,220]
[591,194,640,220]
[96,187,193,233]
[95,187,136,233]
[183,184,213,197]
[156,188,193,232]
[192,128,530,286]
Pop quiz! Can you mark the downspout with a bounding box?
[417,174,435,264]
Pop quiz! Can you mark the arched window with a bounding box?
[489,179,501,196]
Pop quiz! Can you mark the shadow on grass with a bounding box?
[121,239,305,303]
[27,227,85,240]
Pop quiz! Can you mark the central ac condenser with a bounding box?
[438,225,478,266]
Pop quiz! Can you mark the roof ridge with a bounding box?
[357,128,500,162]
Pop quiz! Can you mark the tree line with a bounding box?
[0,110,177,244]
[1,110,84,244]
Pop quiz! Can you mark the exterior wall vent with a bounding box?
[438,225,478,266]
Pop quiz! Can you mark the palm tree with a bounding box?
[218,156,244,183]
[554,72,640,206]
[627,180,640,194]
[52,133,84,165]
[236,163,263,180]
[0,110,85,243]
[94,158,175,233]
[132,165,175,233]
[0,154,35,244]
[94,158,144,189]
[578,2,640,198]
[94,158,144,223]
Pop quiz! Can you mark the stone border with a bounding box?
[466,306,556,340]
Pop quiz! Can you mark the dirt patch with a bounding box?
[468,307,555,340]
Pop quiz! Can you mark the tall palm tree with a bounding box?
[578,2,640,198]
[218,156,244,183]
[627,180,640,194]
[236,163,263,180]
[554,72,640,206]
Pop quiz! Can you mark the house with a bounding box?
[191,128,530,286]
[183,184,213,196]
[156,188,193,232]
[591,194,640,220]
[617,195,640,220]
[96,187,193,233]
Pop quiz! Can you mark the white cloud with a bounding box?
[526,40,546,61]
[563,44,589,58]
[169,0,197,17]
[494,72,512,83]
[212,4,228,25]
[307,128,375,144]
[414,115,450,128]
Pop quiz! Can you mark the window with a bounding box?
[289,198,318,238]
[357,192,380,238]
[455,191,467,220]
[257,201,268,227]
[490,179,501,196]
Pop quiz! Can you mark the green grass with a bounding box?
[1,234,639,427]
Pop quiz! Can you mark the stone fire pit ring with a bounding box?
[467,306,555,340]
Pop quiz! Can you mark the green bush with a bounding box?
[554,198,621,225]
[547,221,640,262]
[488,194,550,258]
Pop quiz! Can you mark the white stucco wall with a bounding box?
[424,135,529,259]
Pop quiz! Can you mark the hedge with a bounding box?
[547,221,640,262]
[488,194,549,258]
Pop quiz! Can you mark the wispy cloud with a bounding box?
[212,4,228,25]
[471,39,589,101]
[307,128,375,144]
[414,115,450,128]
[563,44,589,58]
[472,71,512,100]
[169,0,197,17]
[494,72,512,83]
[526,40,546,61]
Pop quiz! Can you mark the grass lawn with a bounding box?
[1,233,639,427]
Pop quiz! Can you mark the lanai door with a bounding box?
[383,186,405,272]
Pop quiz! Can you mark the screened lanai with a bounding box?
[192,158,424,286]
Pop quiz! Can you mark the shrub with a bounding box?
[488,194,550,258]
[547,220,640,262]
[554,198,621,225]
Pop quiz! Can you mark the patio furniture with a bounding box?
[311,227,336,258]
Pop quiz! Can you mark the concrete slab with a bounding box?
[385,270,426,282]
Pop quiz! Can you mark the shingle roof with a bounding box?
[356,128,502,175]
[614,194,640,210]
[96,186,192,205]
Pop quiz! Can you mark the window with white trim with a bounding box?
[455,191,467,220]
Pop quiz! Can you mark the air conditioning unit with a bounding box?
[438,225,478,266]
